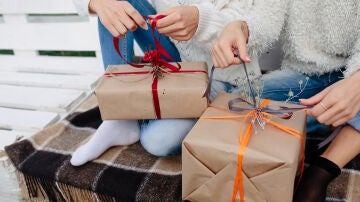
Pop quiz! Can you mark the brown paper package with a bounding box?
[182,92,306,202]
[95,62,208,120]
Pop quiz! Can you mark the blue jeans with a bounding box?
[98,0,195,156]
[211,69,360,133]
[98,0,181,68]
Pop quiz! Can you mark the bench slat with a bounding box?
[0,55,104,75]
[0,107,59,131]
[0,130,35,150]
[0,130,17,151]
[0,0,77,14]
[0,19,100,51]
[0,85,86,112]
[0,72,100,90]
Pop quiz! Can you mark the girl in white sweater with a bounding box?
[212,1,360,201]
[70,0,262,166]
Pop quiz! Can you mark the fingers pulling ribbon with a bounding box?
[113,15,181,73]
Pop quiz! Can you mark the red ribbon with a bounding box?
[113,15,181,71]
[110,15,206,118]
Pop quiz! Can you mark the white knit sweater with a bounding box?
[236,0,360,77]
[73,0,360,79]
[282,1,360,77]
[72,0,262,84]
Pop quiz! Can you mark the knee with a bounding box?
[140,135,179,157]
[140,119,196,157]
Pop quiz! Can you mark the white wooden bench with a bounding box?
[0,0,104,148]
[0,0,106,199]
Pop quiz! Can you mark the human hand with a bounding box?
[89,0,148,37]
[300,71,360,127]
[154,6,199,41]
[211,20,250,68]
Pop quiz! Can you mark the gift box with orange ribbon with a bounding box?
[182,92,306,202]
[95,61,208,120]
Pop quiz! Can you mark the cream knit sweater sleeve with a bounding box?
[344,4,360,78]
[73,0,91,16]
[345,37,360,77]
[192,0,287,56]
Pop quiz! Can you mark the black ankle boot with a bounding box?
[293,156,341,202]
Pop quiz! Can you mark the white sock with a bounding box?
[70,120,140,166]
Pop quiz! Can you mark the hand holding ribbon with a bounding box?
[89,0,148,38]
[230,55,307,202]
[113,15,181,73]
[154,6,199,41]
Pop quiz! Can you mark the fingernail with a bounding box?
[245,56,251,62]
[143,24,148,30]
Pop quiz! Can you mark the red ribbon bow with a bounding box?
[113,15,181,72]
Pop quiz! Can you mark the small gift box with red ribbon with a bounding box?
[95,15,208,120]
[95,61,208,120]
[182,92,306,202]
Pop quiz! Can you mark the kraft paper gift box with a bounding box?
[95,61,208,120]
[182,92,306,202]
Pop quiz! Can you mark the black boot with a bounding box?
[293,156,341,202]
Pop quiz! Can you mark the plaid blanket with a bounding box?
[5,97,181,201]
[4,96,360,201]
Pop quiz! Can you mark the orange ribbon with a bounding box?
[200,100,305,202]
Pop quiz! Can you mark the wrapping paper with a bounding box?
[95,62,208,120]
[182,93,306,202]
